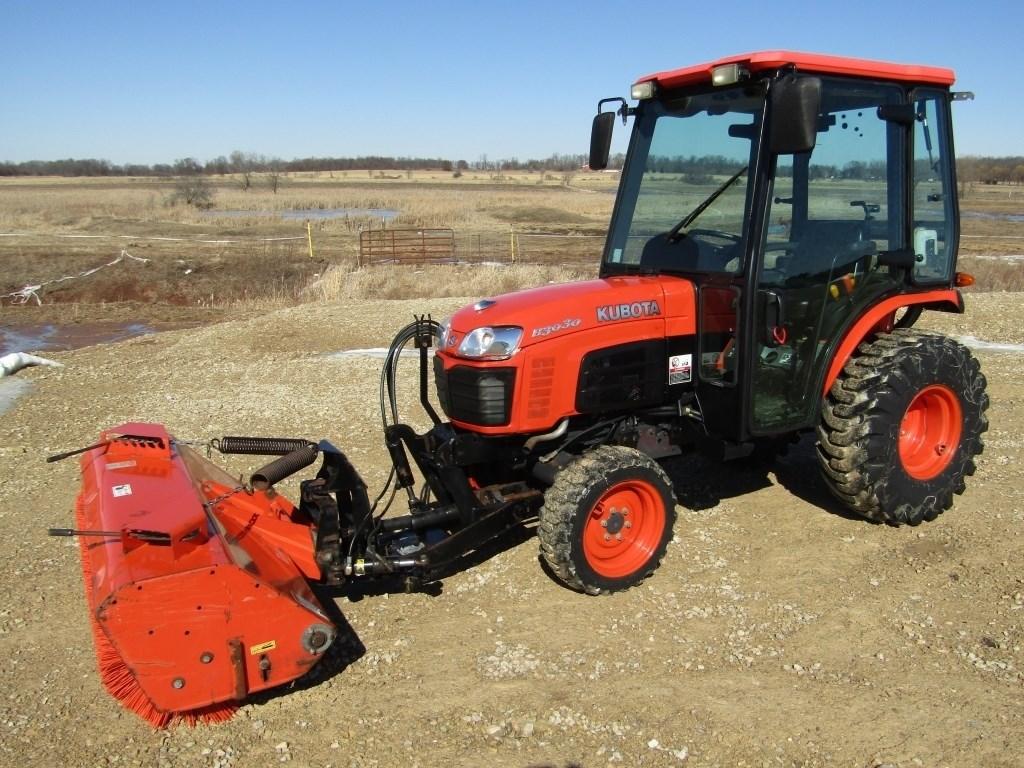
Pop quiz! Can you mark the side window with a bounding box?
[912,91,955,282]
[762,80,903,287]
[806,95,895,253]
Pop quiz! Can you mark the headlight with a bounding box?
[456,326,523,360]
[438,317,453,349]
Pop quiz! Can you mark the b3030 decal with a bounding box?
[531,318,583,338]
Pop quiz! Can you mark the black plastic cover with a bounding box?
[576,340,666,414]
[434,356,515,427]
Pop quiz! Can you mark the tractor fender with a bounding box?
[822,289,963,395]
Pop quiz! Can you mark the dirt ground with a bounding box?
[0,292,1021,768]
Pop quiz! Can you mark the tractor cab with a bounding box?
[592,51,966,444]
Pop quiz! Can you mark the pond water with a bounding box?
[0,322,154,356]
[204,207,400,221]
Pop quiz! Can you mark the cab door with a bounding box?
[749,78,905,434]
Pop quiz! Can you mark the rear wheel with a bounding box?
[817,329,988,525]
[538,446,676,594]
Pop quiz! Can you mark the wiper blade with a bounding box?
[666,166,747,242]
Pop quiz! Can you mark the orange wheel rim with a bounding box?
[582,479,666,578]
[898,384,962,480]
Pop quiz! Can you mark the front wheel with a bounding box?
[817,329,988,525]
[538,446,677,594]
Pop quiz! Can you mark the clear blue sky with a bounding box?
[2,0,1020,164]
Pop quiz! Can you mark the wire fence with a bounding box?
[356,228,606,266]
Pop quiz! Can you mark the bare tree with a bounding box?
[266,168,282,194]
[230,150,255,191]
[169,175,215,209]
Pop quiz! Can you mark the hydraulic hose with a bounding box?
[251,444,320,490]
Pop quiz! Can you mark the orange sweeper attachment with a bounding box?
[53,424,341,726]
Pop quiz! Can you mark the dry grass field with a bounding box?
[1,172,1021,327]
[0,171,616,324]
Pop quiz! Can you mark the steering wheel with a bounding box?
[687,228,741,245]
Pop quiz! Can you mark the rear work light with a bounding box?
[711,63,748,86]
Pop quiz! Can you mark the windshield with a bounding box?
[604,86,765,274]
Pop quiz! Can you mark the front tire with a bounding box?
[817,329,988,525]
[538,446,676,594]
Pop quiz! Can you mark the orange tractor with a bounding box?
[53,51,987,725]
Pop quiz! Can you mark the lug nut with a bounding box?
[172,677,185,689]
[621,507,629,516]
[603,533,611,541]
[200,652,214,664]
[615,533,623,541]
[600,519,608,528]
[624,520,632,529]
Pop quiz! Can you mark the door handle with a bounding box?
[763,290,786,346]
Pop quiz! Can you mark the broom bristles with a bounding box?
[75,495,238,728]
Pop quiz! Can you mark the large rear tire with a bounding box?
[817,329,988,525]
[538,446,676,595]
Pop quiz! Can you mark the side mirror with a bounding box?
[589,112,615,171]
[769,75,822,154]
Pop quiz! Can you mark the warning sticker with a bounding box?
[668,354,692,385]
[112,483,133,498]
[250,640,276,655]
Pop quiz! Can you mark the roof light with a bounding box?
[631,81,656,100]
[711,63,747,87]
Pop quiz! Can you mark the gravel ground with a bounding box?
[0,292,1021,768]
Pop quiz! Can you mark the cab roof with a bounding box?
[637,50,955,90]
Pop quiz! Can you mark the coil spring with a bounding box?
[251,445,320,489]
[214,436,315,456]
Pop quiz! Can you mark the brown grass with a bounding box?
[1,173,1021,323]
[306,262,590,303]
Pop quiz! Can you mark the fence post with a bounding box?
[306,221,315,260]
[509,225,516,264]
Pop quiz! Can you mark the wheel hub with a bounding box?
[604,509,626,535]
[898,384,962,481]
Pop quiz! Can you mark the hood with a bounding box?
[445,276,676,352]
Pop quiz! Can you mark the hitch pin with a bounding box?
[48,528,122,538]
[47,528,171,542]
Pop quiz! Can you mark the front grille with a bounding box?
[434,356,515,427]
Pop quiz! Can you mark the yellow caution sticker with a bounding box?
[250,640,276,655]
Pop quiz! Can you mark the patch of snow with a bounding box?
[957,335,1024,353]
[0,378,32,415]
[325,348,434,360]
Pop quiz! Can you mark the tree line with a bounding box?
[3,152,1020,182]
[958,156,1024,185]
[0,151,620,178]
